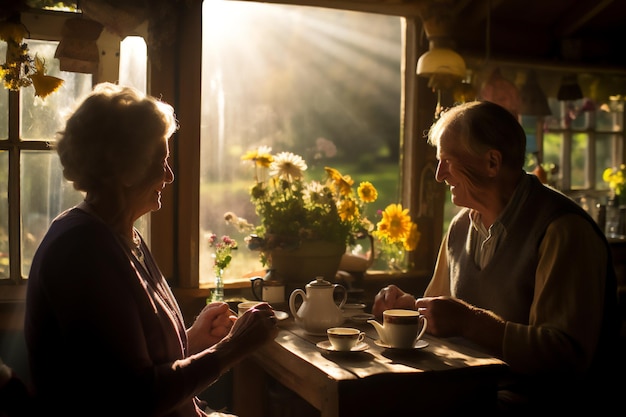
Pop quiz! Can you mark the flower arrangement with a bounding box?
[603,164,626,198]
[0,21,63,98]
[207,233,238,301]
[225,146,420,270]
[372,203,421,270]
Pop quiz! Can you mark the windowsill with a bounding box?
[0,286,27,331]
[0,268,433,303]
[195,268,432,290]
[0,284,27,303]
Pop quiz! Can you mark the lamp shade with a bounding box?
[520,71,551,116]
[416,47,466,79]
[557,74,583,101]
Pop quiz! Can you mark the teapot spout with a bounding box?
[367,319,386,343]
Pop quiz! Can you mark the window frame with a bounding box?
[0,11,71,300]
[0,9,124,301]
[161,2,440,293]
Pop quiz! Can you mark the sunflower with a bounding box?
[375,203,413,243]
[603,165,626,196]
[338,198,359,222]
[242,145,273,167]
[358,181,378,203]
[325,167,354,197]
[404,223,421,251]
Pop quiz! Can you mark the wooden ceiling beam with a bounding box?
[452,0,505,27]
[555,0,614,36]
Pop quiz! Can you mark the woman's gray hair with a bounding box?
[427,101,527,171]
[56,82,178,193]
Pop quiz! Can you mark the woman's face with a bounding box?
[127,138,174,220]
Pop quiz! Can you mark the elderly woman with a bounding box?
[24,83,278,417]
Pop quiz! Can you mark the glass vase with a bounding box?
[385,247,408,272]
[213,268,224,302]
[370,242,409,272]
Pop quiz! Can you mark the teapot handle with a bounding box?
[334,284,347,309]
[289,289,306,320]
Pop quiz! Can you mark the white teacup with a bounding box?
[237,301,260,317]
[327,327,365,351]
[368,309,427,349]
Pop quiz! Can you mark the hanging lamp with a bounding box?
[557,74,583,101]
[416,1,466,118]
[519,70,551,116]
[415,0,466,89]
[417,41,466,90]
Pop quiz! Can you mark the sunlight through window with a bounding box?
[200,1,403,285]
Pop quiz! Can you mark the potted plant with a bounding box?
[226,146,420,289]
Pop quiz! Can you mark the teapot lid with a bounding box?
[307,276,332,287]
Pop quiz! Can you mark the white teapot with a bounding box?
[289,276,347,335]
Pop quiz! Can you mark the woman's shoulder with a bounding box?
[36,208,119,260]
[49,207,109,235]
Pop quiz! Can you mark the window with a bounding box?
[199,1,404,286]
[0,22,148,289]
[538,98,623,191]
[0,39,91,284]
[523,93,625,218]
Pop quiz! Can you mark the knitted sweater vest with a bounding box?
[446,174,613,324]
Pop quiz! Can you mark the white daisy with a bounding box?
[269,152,307,181]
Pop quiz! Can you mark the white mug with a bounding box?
[251,277,285,304]
[237,301,260,317]
[368,309,427,349]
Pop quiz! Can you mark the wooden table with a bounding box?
[232,317,509,417]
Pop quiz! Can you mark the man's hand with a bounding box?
[415,296,469,337]
[415,296,505,355]
[372,285,416,318]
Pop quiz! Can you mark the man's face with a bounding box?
[434,132,491,210]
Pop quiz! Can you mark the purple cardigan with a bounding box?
[25,208,217,416]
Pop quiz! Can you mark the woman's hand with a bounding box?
[212,302,279,366]
[187,302,236,354]
[372,285,416,319]
[226,302,278,348]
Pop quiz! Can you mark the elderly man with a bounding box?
[373,101,619,414]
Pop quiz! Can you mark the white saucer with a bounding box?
[374,339,429,350]
[343,303,366,312]
[316,340,369,353]
[274,311,289,321]
[348,313,375,323]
